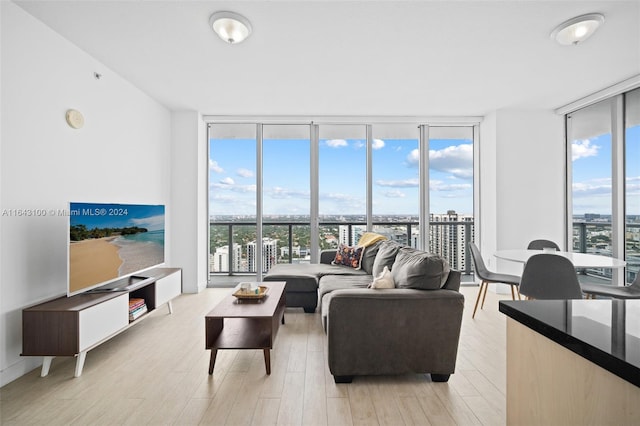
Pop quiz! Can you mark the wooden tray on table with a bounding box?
[232,285,269,300]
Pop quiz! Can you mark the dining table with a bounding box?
[494,249,627,269]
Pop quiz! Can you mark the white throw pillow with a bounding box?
[369,266,395,289]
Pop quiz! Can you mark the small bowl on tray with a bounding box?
[233,284,269,300]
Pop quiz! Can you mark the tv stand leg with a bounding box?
[74,351,87,377]
[41,356,54,377]
[167,301,173,314]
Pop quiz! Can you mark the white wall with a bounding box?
[480,109,565,280]
[478,113,498,269]
[0,2,171,386]
[169,112,208,293]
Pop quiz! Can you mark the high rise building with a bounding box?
[210,244,242,272]
[339,225,364,246]
[247,238,279,272]
[429,211,474,271]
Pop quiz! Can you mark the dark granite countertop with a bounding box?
[499,299,640,388]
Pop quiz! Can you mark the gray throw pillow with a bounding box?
[371,241,402,277]
[391,248,451,290]
[359,240,384,275]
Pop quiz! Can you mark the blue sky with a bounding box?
[70,202,165,230]
[211,124,640,218]
[572,125,640,215]
[209,137,474,217]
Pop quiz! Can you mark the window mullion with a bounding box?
[366,124,373,231]
[612,95,625,285]
[310,124,319,263]
[419,125,430,251]
[256,123,264,280]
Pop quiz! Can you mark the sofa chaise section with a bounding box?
[263,262,368,313]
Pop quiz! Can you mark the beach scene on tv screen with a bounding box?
[69,202,165,293]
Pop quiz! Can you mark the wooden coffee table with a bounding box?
[205,281,286,375]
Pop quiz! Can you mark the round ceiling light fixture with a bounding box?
[550,13,605,45]
[209,11,252,44]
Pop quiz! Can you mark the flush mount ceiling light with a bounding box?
[209,11,252,44]
[550,13,605,45]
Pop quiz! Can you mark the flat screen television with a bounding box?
[67,202,165,296]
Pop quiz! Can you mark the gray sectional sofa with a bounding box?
[264,239,465,383]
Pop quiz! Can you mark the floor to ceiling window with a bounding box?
[318,125,367,248]
[208,124,257,275]
[625,88,640,282]
[208,119,478,284]
[567,88,640,285]
[568,100,613,260]
[371,124,420,248]
[262,125,311,271]
[428,126,475,273]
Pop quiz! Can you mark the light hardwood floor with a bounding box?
[1,286,510,425]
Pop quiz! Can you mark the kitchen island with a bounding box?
[499,299,640,425]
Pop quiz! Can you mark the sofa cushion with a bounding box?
[369,266,395,289]
[391,247,451,290]
[359,240,384,275]
[371,240,403,276]
[332,243,364,269]
[318,274,372,306]
[265,263,368,292]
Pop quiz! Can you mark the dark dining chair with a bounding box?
[581,274,640,299]
[527,239,560,251]
[518,253,583,300]
[468,242,521,318]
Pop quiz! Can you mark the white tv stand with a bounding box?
[22,267,181,377]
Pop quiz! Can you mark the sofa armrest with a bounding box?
[320,249,336,265]
[442,269,461,292]
[326,288,464,377]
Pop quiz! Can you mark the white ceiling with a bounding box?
[14,0,640,117]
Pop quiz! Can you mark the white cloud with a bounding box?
[627,176,640,195]
[267,187,310,199]
[326,139,348,148]
[382,190,406,198]
[237,168,254,178]
[324,193,357,201]
[210,181,256,193]
[430,144,473,179]
[209,193,238,202]
[372,139,385,150]
[375,178,419,188]
[209,159,224,173]
[320,192,366,211]
[430,180,472,192]
[572,139,599,161]
[220,177,235,185]
[352,139,384,150]
[406,144,473,179]
[407,149,420,166]
[209,196,255,215]
[572,178,611,197]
